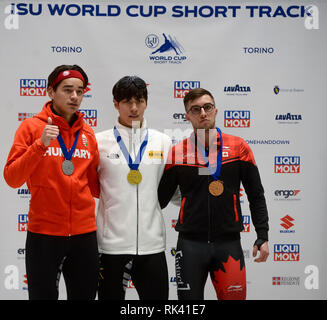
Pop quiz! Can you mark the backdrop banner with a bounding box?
[0,0,326,300]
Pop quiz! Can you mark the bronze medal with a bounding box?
[127,169,142,185]
[209,180,224,196]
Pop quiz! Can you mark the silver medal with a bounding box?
[62,160,74,176]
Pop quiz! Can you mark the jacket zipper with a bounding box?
[136,183,139,254]
[233,194,239,222]
[207,175,211,243]
[179,197,186,224]
[133,128,139,255]
[68,129,73,236]
[206,145,211,243]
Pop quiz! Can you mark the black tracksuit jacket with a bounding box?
[158,130,269,243]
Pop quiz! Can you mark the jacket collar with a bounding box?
[115,118,148,141]
[190,128,221,149]
[36,101,84,132]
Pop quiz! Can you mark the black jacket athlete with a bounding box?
[158,88,269,300]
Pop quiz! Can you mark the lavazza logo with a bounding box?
[17,187,30,199]
[275,112,302,124]
[224,84,251,96]
[145,33,187,64]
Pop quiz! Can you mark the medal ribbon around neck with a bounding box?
[196,127,224,196]
[57,130,80,162]
[114,126,149,176]
[196,127,223,180]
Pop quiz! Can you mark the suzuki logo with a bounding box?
[280,215,294,230]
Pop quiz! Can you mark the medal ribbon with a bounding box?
[114,126,149,170]
[196,127,223,180]
[57,130,80,161]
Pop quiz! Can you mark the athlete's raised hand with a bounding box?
[41,117,59,147]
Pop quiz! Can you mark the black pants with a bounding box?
[175,236,246,300]
[25,231,99,300]
[98,252,169,300]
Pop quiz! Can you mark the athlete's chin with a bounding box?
[68,104,79,113]
[197,123,215,130]
[129,117,142,126]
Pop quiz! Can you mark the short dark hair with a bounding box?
[183,88,215,110]
[112,76,148,103]
[47,64,88,91]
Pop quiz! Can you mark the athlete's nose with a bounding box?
[200,107,207,117]
[130,102,138,112]
[71,90,78,100]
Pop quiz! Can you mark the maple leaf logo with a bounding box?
[211,256,246,300]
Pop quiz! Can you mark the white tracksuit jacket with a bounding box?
[96,119,172,255]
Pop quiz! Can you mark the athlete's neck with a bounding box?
[51,104,76,126]
[118,117,143,129]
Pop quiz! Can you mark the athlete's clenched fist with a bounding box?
[41,117,59,147]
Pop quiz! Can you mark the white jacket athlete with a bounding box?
[96,76,171,300]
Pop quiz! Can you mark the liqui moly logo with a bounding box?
[274,244,300,261]
[242,215,250,232]
[79,109,97,127]
[224,110,250,128]
[18,214,28,232]
[20,79,47,96]
[274,156,300,173]
[174,81,200,98]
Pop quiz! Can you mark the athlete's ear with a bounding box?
[113,99,119,111]
[185,112,191,122]
[48,86,54,99]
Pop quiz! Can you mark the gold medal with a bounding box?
[209,180,224,196]
[127,169,142,185]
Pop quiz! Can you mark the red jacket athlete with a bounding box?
[158,88,269,300]
[3,65,99,300]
